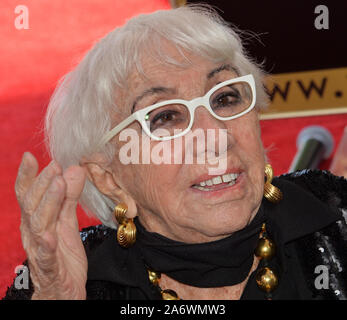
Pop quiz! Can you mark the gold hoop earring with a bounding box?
[114,203,136,248]
[263,164,283,203]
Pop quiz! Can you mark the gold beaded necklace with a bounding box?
[147,223,278,300]
[254,223,278,299]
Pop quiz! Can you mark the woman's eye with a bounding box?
[213,91,241,108]
[158,112,173,123]
[150,110,180,129]
[218,95,233,105]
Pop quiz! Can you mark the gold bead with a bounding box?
[161,289,180,300]
[255,237,276,260]
[255,267,278,293]
[148,270,161,286]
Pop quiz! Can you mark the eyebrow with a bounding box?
[207,64,239,79]
[131,64,239,114]
[131,87,176,114]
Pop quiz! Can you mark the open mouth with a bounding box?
[191,172,240,192]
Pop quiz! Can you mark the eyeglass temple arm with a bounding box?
[99,113,137,147]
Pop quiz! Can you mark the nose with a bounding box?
[192,104,227,132]
[188,105,234,160]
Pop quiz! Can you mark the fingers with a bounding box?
[30,176,66,236]
[16,152,86,241]
[15,152,39,204]
[23,160,62,215]
[63,166,86,203]
[59,166,86,227]
[28,165,86,235]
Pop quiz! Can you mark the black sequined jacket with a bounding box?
[3,170,347,300]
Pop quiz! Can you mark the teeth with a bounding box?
[206,180,213,186]
[195,173,240,188]
[222,174,233,183]
[212,176,222,184]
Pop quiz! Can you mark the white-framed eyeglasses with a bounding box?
[100,74,256,144]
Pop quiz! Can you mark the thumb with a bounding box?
[59,166,86,225]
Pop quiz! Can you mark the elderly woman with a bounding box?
[4,6,347,300]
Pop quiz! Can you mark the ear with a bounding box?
[80,153,138,219]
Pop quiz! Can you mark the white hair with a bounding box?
[45,5,269,229]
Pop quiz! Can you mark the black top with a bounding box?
[3,169,347,300]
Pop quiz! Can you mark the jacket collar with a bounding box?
[263,176,342,272]
[266,176,341,245]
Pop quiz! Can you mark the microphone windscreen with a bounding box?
[296,125,334,159]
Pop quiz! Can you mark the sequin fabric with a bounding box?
[281,170,347,300]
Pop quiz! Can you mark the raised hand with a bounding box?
[15,152,88,299]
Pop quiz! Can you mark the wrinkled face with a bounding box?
[110,44,266,243]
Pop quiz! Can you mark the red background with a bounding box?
[0,0,346,298]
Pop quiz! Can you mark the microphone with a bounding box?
[288,125,334,173]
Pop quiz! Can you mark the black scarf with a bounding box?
[87,173,342,297]
[135,202,266,287]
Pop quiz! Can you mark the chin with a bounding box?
[189,205,257,241]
